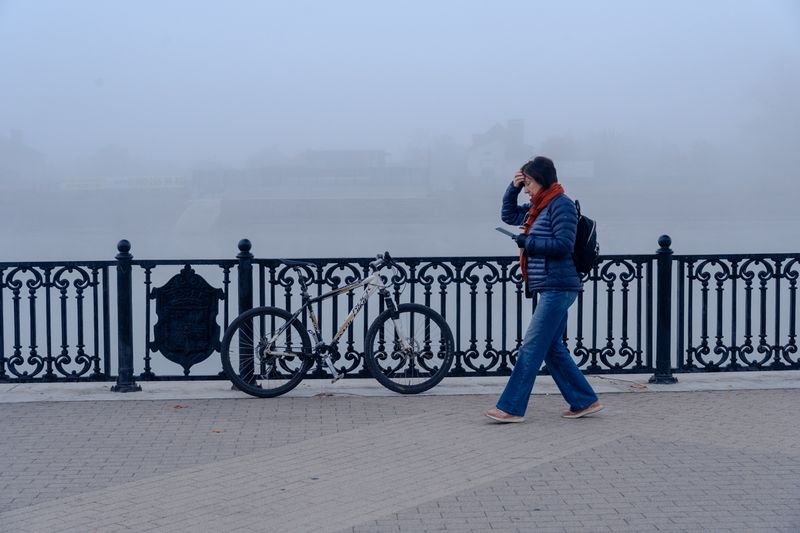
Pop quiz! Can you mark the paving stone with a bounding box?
[0,390,798,532]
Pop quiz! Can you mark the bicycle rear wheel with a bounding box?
[220,306,313,398]
[364,303,454,394]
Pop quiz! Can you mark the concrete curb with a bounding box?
[0,370,797,403]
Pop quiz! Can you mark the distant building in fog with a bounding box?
[189,148,433,228]
[192,149,428,197]
[298,149,388,168]
[58,176,188,190]
[466,119,533,180]
[0,129,47,184]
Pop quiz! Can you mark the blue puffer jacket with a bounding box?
[501,182,582,294]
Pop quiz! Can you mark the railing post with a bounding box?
[111,240,141,392]
[237,239,254,381]
[649,235,678,384]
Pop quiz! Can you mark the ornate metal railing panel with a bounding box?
[676,254,800,371]
[254,254,655,378]
[131,259,236,380]
[574,256,654,374]
[0,261,113,381]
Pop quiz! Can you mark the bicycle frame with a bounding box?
[265,268,399,357]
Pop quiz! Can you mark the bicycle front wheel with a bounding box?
[220,306,313,398]
[364,303,454,394]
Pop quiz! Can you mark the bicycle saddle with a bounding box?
[281,259,316,268]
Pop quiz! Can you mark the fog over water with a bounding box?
[1,0,799,261]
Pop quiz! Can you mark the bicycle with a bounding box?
[220,252,455,397]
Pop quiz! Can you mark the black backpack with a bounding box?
[573,200,599,274]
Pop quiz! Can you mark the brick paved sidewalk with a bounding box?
[1,390,798,532]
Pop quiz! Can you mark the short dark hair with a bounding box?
[521,156,558,189]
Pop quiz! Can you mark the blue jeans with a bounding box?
[497,290,598,417]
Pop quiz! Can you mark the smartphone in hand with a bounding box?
[495,227,516,239]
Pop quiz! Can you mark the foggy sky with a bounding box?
[1,1,799,261]
[2,0,798,166]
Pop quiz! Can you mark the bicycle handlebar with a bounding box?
[369,251,393,272]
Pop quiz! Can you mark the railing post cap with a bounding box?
[237,239,253,259]
[657,235,672,251]
[116,239,132,259]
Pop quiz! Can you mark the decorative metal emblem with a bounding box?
[150,265,224,375]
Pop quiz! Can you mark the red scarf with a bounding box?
[520,183,565,293]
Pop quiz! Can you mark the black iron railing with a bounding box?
[1,237,797,387]
[0,261,113,381]
[675,252,799,371]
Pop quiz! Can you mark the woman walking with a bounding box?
[486,156,602,423]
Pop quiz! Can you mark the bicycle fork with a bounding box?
[384,297,415,360]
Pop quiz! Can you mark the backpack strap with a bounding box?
[575,199,582,217]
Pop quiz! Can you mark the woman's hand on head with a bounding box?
[512,171,525,187]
